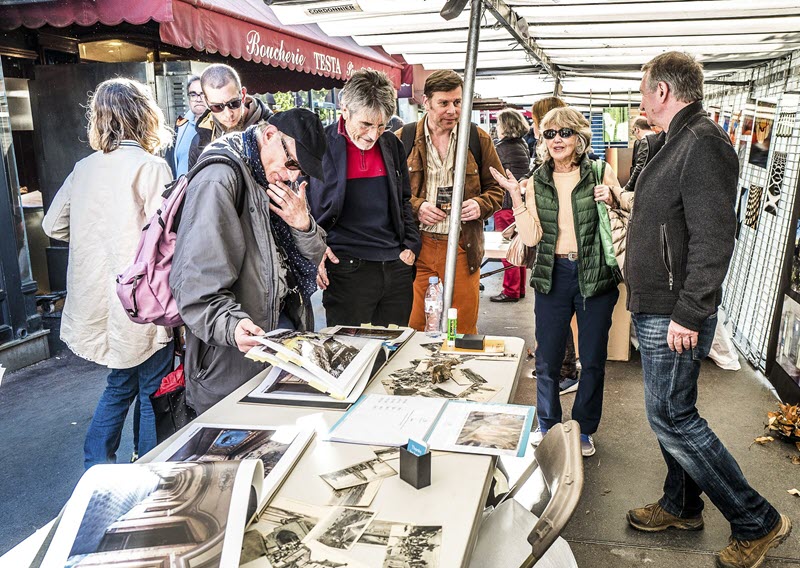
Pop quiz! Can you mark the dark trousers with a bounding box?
[534,259,618,434]
[633,313,780,540]
[323,257,414,327]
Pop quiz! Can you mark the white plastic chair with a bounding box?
[469,421,584,568]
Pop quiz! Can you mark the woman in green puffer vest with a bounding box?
[490,106,622,458]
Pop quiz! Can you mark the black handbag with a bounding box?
[150,382,196,444]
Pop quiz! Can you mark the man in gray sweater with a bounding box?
[624,52,791,568]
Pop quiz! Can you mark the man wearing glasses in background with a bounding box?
[308,69,421,328]
[188,63,272,168]
[165,75,206,177]
[171,109,328,415]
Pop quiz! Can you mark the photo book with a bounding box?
[326,394,535,458]
[151,423,314,510]
[245,329,384,400]
[36,424,315,567]
[38,459,263,568]
[243,326,413,408]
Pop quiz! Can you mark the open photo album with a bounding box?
[326,394,535,458]
[151,423,315,510]
[37,425,314,568]
[245,329,386,400]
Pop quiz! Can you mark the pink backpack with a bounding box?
[116,156,243,326]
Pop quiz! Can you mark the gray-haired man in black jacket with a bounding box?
[623,52,791,568]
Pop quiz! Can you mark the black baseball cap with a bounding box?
[268,108,326,181]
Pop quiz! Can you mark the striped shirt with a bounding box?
[422,119,458,234]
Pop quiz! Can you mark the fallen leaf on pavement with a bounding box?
[753,436,774,444]
[791,456,800,465]
[788,489,800,497]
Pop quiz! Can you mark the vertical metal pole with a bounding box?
[442,0,482,319]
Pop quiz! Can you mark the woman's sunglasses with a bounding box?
[542,128,576,140]
[207,97,243,113]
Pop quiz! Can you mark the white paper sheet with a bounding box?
[327,395,447,447]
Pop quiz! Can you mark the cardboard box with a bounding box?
[571,283,631,362]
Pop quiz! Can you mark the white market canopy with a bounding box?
[269,0,800,109]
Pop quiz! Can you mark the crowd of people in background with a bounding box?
[43,50,791,568]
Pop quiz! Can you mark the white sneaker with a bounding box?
[531,427,548,446]
[580,434,595,457]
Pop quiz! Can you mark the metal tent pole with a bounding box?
[442,0,482,320]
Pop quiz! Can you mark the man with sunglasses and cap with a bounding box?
[188,63,272,169]
[171,108,328,415]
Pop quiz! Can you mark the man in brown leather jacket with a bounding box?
[398,70,503,334]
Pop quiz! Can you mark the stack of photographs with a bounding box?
[241,497,443,568]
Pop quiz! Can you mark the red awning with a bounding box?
[0,0,173,29]
[161,0,401,87]
[0,0,402,87]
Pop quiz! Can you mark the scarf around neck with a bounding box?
[235,126,318,303]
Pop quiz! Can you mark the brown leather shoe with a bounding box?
[627,502,704,532]
[716,514,792,568]
[490,293,519,303]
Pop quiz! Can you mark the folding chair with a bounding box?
[469,420,584,568]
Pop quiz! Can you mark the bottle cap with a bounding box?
[428,276,439,284]
[448,308,458,319]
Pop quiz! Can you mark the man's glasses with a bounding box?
[188,91,204,100]
[207,97,243,113]
[280,136,304,174]
[542,128,576,140]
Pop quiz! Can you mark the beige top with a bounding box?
[43,143,173,369]
[422,118,458,234]
[513,163,621,250]
[553,169,581,254]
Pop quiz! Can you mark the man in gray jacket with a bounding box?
[624,52,790,568]
[171,109,328,414]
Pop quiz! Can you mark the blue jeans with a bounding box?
[633,313,780,540]
[84,345,174,469]
[534,259,619,434]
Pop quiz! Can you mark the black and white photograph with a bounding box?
[320,458,397,491]
[304,507,376,551]
[382,524,442,568]
[373,447,401,462]
[329,479,383,507]
[332,327,407,340]
[456,410,528,451]
[278,332,360,379]
[357,520,397,547]
[241,498,327,568]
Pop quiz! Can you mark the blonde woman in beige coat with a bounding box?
[43,78,174,468]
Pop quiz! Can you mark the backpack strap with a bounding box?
[402,121,483,172]
[401,123,416,158]
[468,123,482,172]
[187,155,246,216]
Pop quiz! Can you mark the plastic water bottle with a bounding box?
[424,276,443,337]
